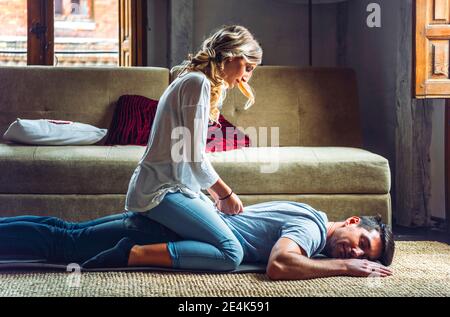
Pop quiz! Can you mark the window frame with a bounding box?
[26,0,146,66]
[27,0,54,65]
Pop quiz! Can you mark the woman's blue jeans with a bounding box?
[0,192,244,271]
[143,191,244,271]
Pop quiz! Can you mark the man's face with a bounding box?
[326,220,383,261]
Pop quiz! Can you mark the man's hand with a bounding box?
[344,259,393,277]
[267,238,393,280]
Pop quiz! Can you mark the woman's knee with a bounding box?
[221,238,244,270]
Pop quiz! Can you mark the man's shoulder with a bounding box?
[270,201,327,220]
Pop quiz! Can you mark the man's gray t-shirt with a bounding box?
[220,201,328,263]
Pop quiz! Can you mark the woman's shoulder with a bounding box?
[177,71,210,89]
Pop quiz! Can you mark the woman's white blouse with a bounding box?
[125,71,220,212]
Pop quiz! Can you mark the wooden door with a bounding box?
[447,100,450,232]
[415,0,450,232]
[415,0,450,97]
[119,0,147,66]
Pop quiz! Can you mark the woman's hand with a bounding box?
[216,193,244,215]
[206,188,220,206]
[208,179,244,215]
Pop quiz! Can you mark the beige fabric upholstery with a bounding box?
[220,66,363,147]
[0,193,391,225]
[0,144,142,194]
[0,66,169,139]
[0,145,389,194]
[209,147,390,194]
[0,66,391,224]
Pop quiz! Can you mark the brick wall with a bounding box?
[1,0,27,37]
[55,0,118,39]
[0,0,117,38]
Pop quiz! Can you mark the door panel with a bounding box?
[415,0,450,97]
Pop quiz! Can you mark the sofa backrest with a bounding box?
[0,66,362,147]
[220,66,363,147]
[0,66,169,141]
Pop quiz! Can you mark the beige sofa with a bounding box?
[0,66,391,224]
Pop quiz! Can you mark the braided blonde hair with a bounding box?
[171,25,263,124]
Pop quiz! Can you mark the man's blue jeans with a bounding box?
[0,192,244,271]
[0,211,178,264]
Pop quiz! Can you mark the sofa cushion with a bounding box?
[103,94,250,151]
[0,144,142,195]
[104,95,159,146]
[0,145,390,195]
[209,147,390,194]
[206,114,251,152]
[0,66,169,142]
[3,119,107,145]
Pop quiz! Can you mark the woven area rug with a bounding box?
[0,241,449,297]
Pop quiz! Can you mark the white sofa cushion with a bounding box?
[2,119,107,145]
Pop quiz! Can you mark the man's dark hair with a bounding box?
[358,214,395,266]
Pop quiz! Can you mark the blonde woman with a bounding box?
[96,25,263,271]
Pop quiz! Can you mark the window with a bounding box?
[0,0,27,66]
[54,0,93,21]
[54,0,118,66]
[55,0,63,15]
[0,0,147,67]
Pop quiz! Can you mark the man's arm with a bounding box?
[266,238,392,280]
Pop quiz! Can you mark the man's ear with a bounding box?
[345,216,361,226]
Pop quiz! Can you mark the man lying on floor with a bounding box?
[0,200,395,280]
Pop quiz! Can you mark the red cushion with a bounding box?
[105,95,251,151]
[104,95,158,146]
[206,115,251,152]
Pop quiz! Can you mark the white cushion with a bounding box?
[2,119,107,145]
